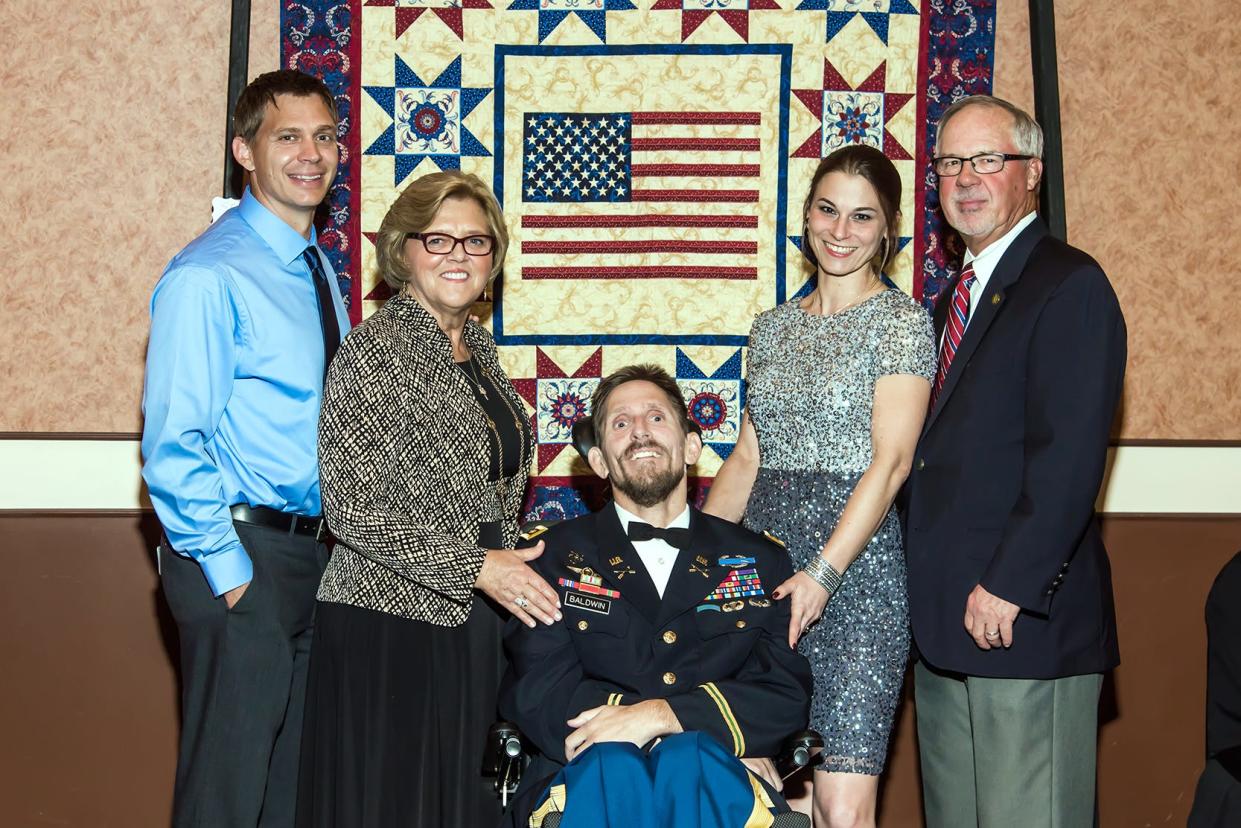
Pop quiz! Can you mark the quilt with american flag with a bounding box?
[281,0,996,518]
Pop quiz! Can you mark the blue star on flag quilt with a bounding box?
[795,0,919,44]
[676,348,744,461]
[785,235,911,300]
[506,0,637,43]
[363,55,491,184]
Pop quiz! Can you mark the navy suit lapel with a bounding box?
[592,504,663,623]
[923,219,1048,435]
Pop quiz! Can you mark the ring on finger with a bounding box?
[984,629,1000,639]
[514,596,529,609]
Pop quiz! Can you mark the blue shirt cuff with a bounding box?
[198,543,254,597]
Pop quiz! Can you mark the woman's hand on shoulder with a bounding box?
[475,542,563,628]
[772,571,829,649]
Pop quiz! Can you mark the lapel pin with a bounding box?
[689,554,711,578]
[991,293,1002,306]
[608,555,636,580]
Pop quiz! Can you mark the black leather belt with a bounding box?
[230,504,328,541]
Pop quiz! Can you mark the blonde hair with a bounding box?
[374,171,510,290]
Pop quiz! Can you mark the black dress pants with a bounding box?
[160,521,328,828]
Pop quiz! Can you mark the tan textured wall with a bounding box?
[0,1,279,433]
[1,4,1238,436]
[993,0,1241,440]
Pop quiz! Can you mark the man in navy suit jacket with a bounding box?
[903,95,1126,827]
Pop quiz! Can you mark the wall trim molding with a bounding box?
[0,509,150,518]
[2,437,1239,514]
[0,432,142,441]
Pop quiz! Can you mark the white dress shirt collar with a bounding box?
[614,502,690,598]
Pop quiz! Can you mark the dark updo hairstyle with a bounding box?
[800,144,902,275]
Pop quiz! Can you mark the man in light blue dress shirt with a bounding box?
[141,70,350,828]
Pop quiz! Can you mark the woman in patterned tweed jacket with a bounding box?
[296,171,561,828]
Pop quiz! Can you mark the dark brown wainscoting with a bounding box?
[1,513,1237,826]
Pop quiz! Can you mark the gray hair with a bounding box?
[936,95,1044,159]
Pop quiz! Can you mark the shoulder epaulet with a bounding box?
[519,522,552,541]
[762,530,786,549]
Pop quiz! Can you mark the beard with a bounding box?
[610,448,685,508]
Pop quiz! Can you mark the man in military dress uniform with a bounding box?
[500,365,813,827]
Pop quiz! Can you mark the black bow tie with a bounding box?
[627,522,691,549]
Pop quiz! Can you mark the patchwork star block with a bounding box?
[792,59,913,159]
[651,0,782,42]
[676,348,744,461]
[364,0,495,40]
[513,348,604,471]
[363,55,492,184]
[506,0,637,44]
[794,0,918,44]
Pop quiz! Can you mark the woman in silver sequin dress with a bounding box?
[705,145,935,828]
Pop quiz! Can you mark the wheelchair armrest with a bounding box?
[484,721,528,806]
[776,729,824,780]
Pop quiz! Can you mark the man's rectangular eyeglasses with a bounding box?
[408,232,495,256]
[932,153,1034,177]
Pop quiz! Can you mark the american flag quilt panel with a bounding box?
[281,0,996,519]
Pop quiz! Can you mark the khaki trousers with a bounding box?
[914,660,1103,828]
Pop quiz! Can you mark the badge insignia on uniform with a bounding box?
[689,554,711,578]
[748,598,772,608]
[695,603,722,612]
[718,556,757,568]
[707,567,766,601]
[761,530,786,548]
[721,600,745,612]
[520,524,549,541]
[565,550,586,575]
[608,555,636,580]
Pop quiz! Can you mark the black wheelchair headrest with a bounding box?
[570,417,703,461]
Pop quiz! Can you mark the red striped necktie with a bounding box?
[930,264,977,408]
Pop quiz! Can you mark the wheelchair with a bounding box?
[484,721,824,827]
[488,418,821,826]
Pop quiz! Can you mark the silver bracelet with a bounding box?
[803,556,844,598]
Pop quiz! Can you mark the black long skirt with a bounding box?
[296,595,508,827]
